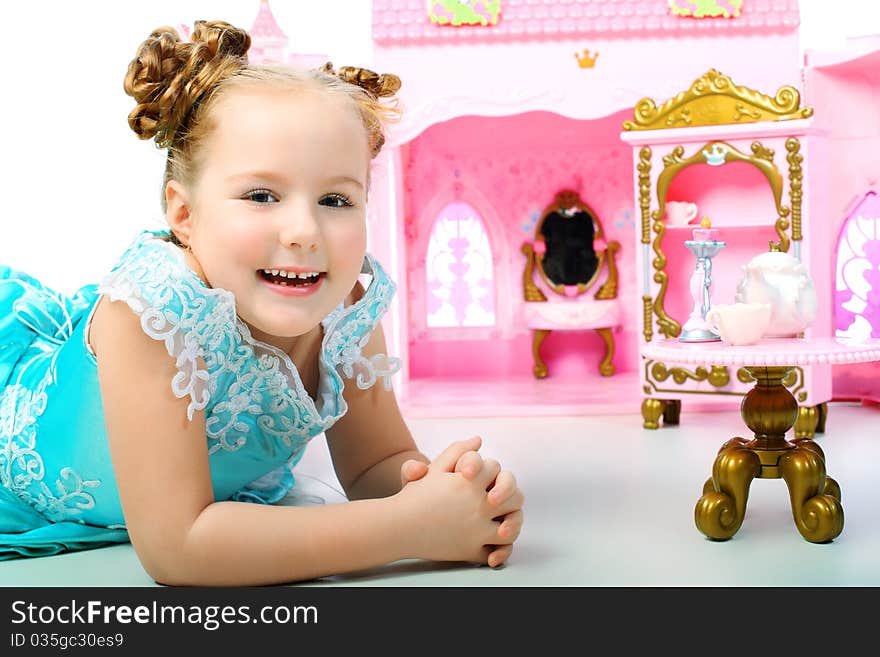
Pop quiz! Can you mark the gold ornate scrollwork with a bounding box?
[707,366,731,388]
[733,103,762,122]
[595,241,621,300]
[787,138,803,243]
[644,360,744,396]
[520,243,547,302]
[622,68,814,131]
[751,142,775,161]
[653,275,680,338]
[650,362,730,388]
[662,145,686,168]
[642,296,653,343]
[737,367,805,399]
[639,147,652,245]
[650,201,681,339]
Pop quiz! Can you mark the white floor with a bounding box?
[3,402,880,587]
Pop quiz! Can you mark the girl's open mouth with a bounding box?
[258,269,323,287]
[258,269,325,296]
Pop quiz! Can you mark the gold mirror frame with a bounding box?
[533,190,606,298]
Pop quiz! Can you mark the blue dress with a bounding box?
[0,230,399,560]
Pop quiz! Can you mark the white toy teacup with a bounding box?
[665,201,698,226]
[706,303,772,346]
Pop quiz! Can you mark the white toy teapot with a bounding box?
[735,242,817,338]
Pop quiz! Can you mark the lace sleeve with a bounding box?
[96,234,230,421]
[337,340,402,391]
[323,254,402,392]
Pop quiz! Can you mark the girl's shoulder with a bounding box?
[91,230,231,419]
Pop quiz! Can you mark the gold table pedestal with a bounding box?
[695,365,844,543]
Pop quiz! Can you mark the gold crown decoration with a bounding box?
[623,68,814,131]
[574,49,599,69]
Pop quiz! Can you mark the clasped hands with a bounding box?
[398,436,524,568]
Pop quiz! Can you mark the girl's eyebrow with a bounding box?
[225,172,364,189]
[325,175,365,190]
[225,171,289,185]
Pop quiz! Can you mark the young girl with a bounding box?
[0,20,523,585]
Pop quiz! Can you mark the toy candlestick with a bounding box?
[680,220,725,342]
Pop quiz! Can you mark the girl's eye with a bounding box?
[243,189,279,204]
[319,194,354,208]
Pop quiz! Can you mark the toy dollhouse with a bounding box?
[319,1,879,423]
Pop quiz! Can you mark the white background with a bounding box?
[1,0,878,292]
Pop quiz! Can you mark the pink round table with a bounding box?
[641,337,880,543]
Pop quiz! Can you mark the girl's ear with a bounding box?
[165,180,194,246]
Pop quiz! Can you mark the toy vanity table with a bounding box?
[642,337,880,543]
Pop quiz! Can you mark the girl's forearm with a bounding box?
[345,449,429,501]
[151,496,413,586]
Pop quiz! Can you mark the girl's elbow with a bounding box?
[132,537,203,586]
[138,551,191,586]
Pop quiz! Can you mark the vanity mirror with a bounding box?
[521,190,621,378]
[536,191,604,297]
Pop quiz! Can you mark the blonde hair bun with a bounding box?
[123,20,251,148]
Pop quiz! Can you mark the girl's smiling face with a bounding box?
[166,86,370,352]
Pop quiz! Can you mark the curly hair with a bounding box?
[123,20,402,224]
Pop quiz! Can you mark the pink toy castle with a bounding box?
[362,1,880,421]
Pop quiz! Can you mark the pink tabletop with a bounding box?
[641,337,880,367]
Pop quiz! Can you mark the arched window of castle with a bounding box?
[425,201,496,328]
[835,192,880,339]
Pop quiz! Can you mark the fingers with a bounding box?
[487,470,517,506]
[490,489,525,518]
[400,459,428,485]
[494,509,523,543]
[487,544,513,569]
[483,510,523,568]
[431,436,482,473]
[454,450,484,479]
[475,458,501,490]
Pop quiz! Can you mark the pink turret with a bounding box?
[249,0,288,64]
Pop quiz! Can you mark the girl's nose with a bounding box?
[279,207,320,252]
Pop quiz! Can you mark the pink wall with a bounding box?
[804,49,880,254]
[804,47,880,401]
[402,109,639,382]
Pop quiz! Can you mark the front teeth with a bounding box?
[262,269,320,279]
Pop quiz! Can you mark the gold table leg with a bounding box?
[794,405,819,440]
[642,399,664,429]
[594,327,615,377]
[642,399,680,429]
[695,366,844,543]
[531,329,550,379]
[642,399,681,429]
